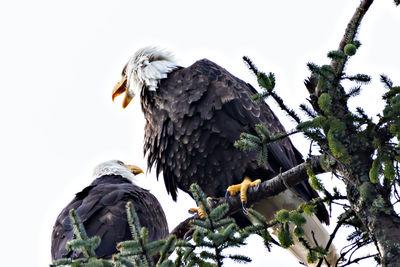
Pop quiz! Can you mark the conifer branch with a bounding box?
[124,202,155,267]
[243,56,302,124]
[68,209,98,258]
[51,209,113,267]
[186,184,251,266]
[171,156,327,239]
[316,209,354,267]
[332,0,374,75]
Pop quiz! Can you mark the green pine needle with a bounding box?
[383,158,395,181]
[293,226,305,238]
[289,211,306,226]
[327,50,347,62]
[144,240,165,255]
[346,73,371,84]
[126,202,142,241]
[347,86,362,98]
[380,74,393,88]
[255,124,271,143]
[369,158,381,183]
[113,255,135,267]
[213,218,236,228]
[246,209,268,225]
[344,43,357,56]
[306,160,325,192]
[275,210,290,223]
[227,254,252,263]
[299,103,318,118]
[257,72,276,91]
[52,258,73,266]
[141,227,149,246]
[307,250,318,263]
[209,204,229,221]
[301,204,316,216]
[68,209,97,258]
[318,93,332,114]
[277,224,294,248]
[191,219,212,229]
[296,116,325,131]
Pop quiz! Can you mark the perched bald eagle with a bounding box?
[51,160,169,261]
[112,47,337,265]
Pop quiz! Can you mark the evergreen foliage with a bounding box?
[243,205,329,265]
[51,1,399,266]
[50,209,114,267]
[343,44,357,56]
[235,1,400,265]
[51,185,255,267]
[234,124,270,166]
[177,184,251,267]
[113,202,176,267]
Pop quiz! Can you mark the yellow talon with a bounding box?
[189,207,206,219]
[226,183,242,197]
[226,177,261,207]
[188,197,217,219]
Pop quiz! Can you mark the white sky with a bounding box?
[0,1,399,266]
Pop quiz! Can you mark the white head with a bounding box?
[112,46,178,108]
[92,160,144,183]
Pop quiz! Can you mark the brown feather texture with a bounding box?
[121,48,336,265]
[51,162,169,261]
[141,58,329,223]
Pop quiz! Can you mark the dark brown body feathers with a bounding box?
[141,59,329,225]
[51,175,169,260]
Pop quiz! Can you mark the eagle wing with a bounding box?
[142,59,328,224]
[51,176,169,260]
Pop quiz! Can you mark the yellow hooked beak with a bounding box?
[125,164,144,175]
[112,76,133,108]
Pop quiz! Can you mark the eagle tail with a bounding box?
[285,214,339,266]
[254,191,338,266]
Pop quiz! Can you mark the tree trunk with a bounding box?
[340,162,400,266]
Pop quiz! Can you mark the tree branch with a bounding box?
[171,156,326,239]
[316,209,354,267]
[332,0,374,74]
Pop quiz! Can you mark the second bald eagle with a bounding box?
[112,47,337,265]
[51,160,169,261]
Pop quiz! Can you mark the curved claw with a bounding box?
[207,197,217,208]
[254,181,261,191]
[242,201,248,214]
[226,177,260,211]
[188,207,206,220]
[188,208,198,215]
[225,190,231,201]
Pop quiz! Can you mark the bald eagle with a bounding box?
[51,160,169,261]
[112,47,337,265]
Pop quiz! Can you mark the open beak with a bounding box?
[112,76,133,108]
[125,164,144,175]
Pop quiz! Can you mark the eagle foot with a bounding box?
[225,177,261,213]
[188,197,217,219]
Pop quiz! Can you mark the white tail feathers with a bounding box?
[253,191,338,266]
[283,214,339,266]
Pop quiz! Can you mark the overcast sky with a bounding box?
[0,1,399,266]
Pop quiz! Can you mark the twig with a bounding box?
[342,254,377,267]
[316,210,353,267]
[331,0,374,75]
